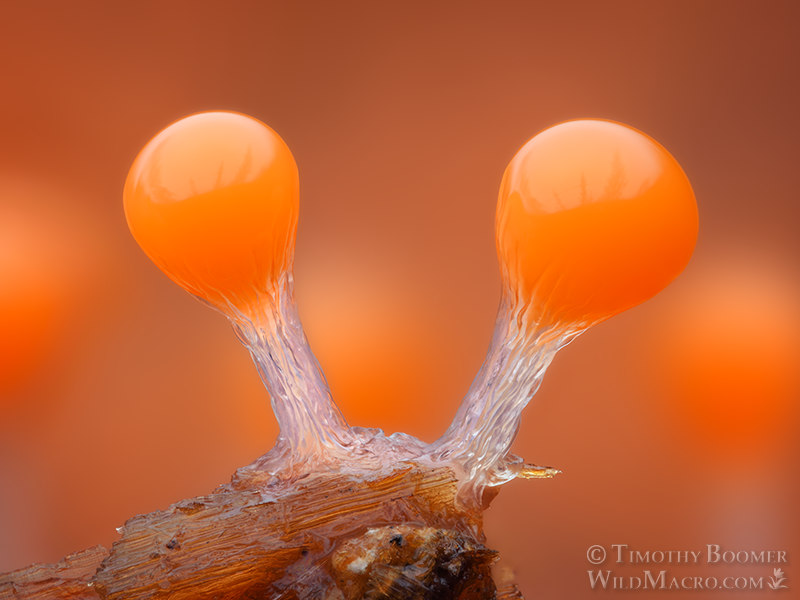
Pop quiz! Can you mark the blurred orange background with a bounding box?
[1,2,798,598]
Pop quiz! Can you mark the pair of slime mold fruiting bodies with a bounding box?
[124,113,698,508]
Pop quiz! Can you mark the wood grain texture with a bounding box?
[2,463,524,598]
[0,546,107,600]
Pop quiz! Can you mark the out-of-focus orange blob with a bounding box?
[497,119,698,327]
[124,112,298,313]
[0,230,62,397]
[651,263,800,457]
[0,192,96,402]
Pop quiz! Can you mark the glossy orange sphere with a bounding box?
[124,111,298,313]
[497,119,698,327]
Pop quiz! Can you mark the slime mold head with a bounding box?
[497,119,698,329]
[124,111,298,317]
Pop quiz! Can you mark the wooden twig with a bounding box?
[2,462,531,599]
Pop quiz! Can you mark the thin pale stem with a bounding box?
[229,275,354,458]
[432,292,580,486]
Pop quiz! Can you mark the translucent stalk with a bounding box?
[431,290,582,494]
[226,274,354,460]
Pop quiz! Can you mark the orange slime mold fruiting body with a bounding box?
[435,120,698,500]
[124,112,352,461]
[497,119,698,328]
[122,112,698,510]
[124,111,298,316]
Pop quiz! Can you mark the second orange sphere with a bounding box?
[497,119,698,327]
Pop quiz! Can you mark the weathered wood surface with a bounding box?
[1,463,527,599]
[0,546,106,600]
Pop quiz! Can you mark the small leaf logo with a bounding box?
[768,567,788,590]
